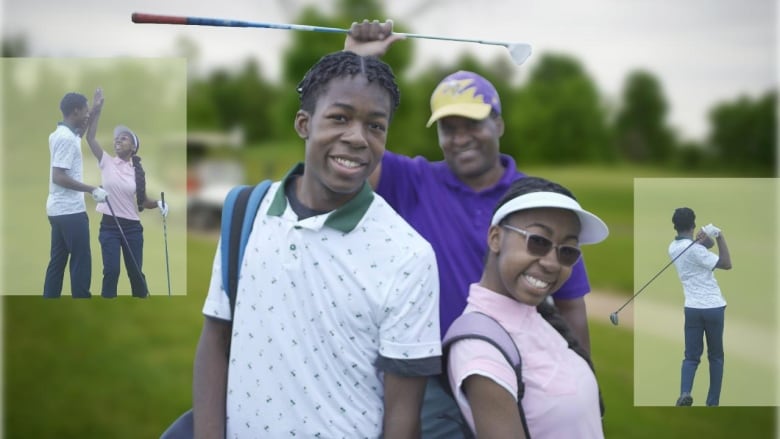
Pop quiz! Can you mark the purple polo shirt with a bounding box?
[376,151,591,336]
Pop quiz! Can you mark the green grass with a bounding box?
[4,236,214,438]
[6,280,775,437]
[594,323,776,438]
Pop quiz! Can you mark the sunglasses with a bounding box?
[501,225,582,267]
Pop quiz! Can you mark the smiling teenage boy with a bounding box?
[193,51,441,438]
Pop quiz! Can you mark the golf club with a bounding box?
[131,13,533,65]
[105,197,150,297]
[609,237,701,326]
[161,192,172,297]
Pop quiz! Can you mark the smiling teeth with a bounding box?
[334,157,361,168]
[524,274,551,289]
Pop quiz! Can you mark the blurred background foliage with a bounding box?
[6,0,768,174]
[54,0,775,174]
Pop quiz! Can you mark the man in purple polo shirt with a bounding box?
[349,21,595,437]
[370,73,591,341]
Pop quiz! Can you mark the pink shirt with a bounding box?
[448,284,603,438]
[96,154,140,221]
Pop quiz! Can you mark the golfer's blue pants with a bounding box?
[681,306,726,406]
[99,215,147,298]
[43,212,92,298]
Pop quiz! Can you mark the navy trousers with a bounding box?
[43,212,92,298]
[681,306,726,406]
[99,215,148,298]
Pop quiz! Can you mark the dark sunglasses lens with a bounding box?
[526,234,553,256]
[558,246,582,266]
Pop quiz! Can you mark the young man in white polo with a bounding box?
[193,52,441,437]
[44,92,107,298]
[669,207,732,407]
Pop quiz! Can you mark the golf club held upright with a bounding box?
[131,12,533,65]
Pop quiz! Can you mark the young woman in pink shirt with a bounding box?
[85,88,168,298]
[446,177,609,438]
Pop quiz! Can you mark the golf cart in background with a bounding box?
[187,129,246,230]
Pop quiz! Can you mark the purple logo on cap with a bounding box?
[427,71,501,126]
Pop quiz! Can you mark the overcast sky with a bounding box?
[3,0,776,140]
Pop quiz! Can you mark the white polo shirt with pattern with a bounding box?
[669,237,726,309]
[47,123,86,216]
[203,164,441,438]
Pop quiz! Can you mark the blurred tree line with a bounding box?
[4,0,775,174]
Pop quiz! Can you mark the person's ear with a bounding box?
[495,115,505,138]
[487,225,502,254]
[294,110,310,139]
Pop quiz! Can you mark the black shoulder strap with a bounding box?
[441,312,532,438]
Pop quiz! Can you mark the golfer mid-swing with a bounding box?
[669,207,732,407]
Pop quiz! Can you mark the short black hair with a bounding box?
[492,176,577,224]
[59,92,87,117]
[672,207,696,232]
[296,51,400,117]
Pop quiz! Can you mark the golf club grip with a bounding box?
[132,13,262,28]
[131,13,348,34]
[132,13,188,25]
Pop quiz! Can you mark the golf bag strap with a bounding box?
[220,180,272,315]
[441,312,531,438]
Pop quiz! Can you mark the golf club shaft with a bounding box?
[105,198,150,296]
[131,13,512,48]
[161,192,172,297]
[614,238,701,313]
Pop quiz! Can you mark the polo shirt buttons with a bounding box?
[290,244,296,251]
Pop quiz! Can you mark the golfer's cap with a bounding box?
[114,125,140,149]
[491,191,609,245]
[427,71,501,127]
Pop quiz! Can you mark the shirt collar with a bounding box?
[57,121,80,136]
[441,153,520,193]
[467,283,538,332]
[267,162,374,233]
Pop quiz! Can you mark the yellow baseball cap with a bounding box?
[427,71,502,127]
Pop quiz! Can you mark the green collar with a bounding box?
[266,162,374,233]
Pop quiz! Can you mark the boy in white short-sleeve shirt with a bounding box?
[193,51,441,438]
[43,92,107,298]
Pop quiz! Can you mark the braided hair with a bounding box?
[296,51,400,117]
[133,155,147,212]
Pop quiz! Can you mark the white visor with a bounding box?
[491,192,609,245]
[114,125,139,150]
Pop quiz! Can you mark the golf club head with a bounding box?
[507,43,532,65]
[609,312,619,326]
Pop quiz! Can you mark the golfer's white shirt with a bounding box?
[47,124,85,216]
[669,239,726,308]
[202,181,440,437]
